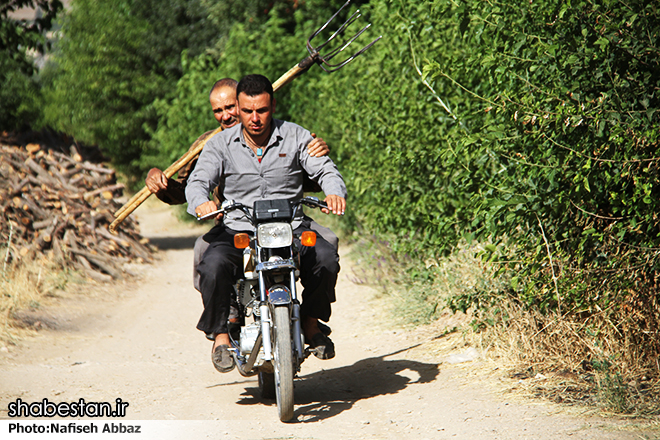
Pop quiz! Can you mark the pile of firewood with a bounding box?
[0,140,154,282]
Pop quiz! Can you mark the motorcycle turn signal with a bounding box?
[234,233,250,249]
[301,231,317,247]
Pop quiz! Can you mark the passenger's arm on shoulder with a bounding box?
[307,133,329,157]
[298,129,347,199]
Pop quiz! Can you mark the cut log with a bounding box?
[69,248,121,279]
[83,183,125,200]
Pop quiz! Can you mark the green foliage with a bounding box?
[417,0,660,316]
[308,0,659,388]
[0,0,62,131]
[0,54,41,131]
[42,0,216,176]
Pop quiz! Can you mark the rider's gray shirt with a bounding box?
[185,119,347,231]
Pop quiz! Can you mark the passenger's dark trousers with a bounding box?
[196,220,340,336]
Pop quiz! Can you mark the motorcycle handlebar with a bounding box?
[196,200,251,221]
[196,209,224,221]
[300,197,328,209]
[196,197,328,222]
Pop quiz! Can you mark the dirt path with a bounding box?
[0,202,654,439]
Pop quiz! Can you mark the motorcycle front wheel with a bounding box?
[272,305,294,422]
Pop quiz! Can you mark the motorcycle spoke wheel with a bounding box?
[272,305,295,422]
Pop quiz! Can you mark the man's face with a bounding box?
[238,92,275,139]
[210,86,238,129]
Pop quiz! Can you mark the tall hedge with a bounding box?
[287,0,660,369]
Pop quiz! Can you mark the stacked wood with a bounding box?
[0,142,154,282]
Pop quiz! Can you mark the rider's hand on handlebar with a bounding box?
[322,195,345,216]
[195,201,222,220]
[145,168,169,193]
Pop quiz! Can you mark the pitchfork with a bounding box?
[110,0,380,234]
[272,0,382,88]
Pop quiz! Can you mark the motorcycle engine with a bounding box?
[239,322,261,355]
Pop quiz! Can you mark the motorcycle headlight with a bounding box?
[257,223,293,248]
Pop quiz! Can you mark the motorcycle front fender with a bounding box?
[267,284,292,306]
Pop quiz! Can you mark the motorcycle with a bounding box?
[198,196,329,422]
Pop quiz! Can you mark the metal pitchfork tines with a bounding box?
[307,0,382,72]
[272,0,382,89]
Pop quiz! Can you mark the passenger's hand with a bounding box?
[195,201,219,219]
[322,195,345,216]
[145,168,168,193]
[308,133,329,158]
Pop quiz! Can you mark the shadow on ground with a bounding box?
[146,235,199,251]
[234,345,440,422]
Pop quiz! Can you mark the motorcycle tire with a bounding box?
[272,305,295,422]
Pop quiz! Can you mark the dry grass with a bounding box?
[347,237,660,417]
[347,238,508,327]
[0,253,85,345]
[470,303,660,416]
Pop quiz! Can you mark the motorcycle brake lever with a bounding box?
[301,197,327,209]
[196,209,224,221]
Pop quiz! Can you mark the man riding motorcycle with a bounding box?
[186,74,346,373]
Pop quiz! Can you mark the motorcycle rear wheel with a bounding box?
[272,305,295,421]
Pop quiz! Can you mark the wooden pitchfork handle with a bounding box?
[273,55,318,90]
[109,126,224,234]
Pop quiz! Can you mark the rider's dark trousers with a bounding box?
[196,219,340,336]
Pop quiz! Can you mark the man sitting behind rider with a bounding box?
[186,74,346,373]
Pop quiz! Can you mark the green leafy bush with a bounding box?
[0,0,62,131]
[42,0,216,176]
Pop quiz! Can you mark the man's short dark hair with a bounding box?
[236,74,273,102]
[209,78,238,99]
